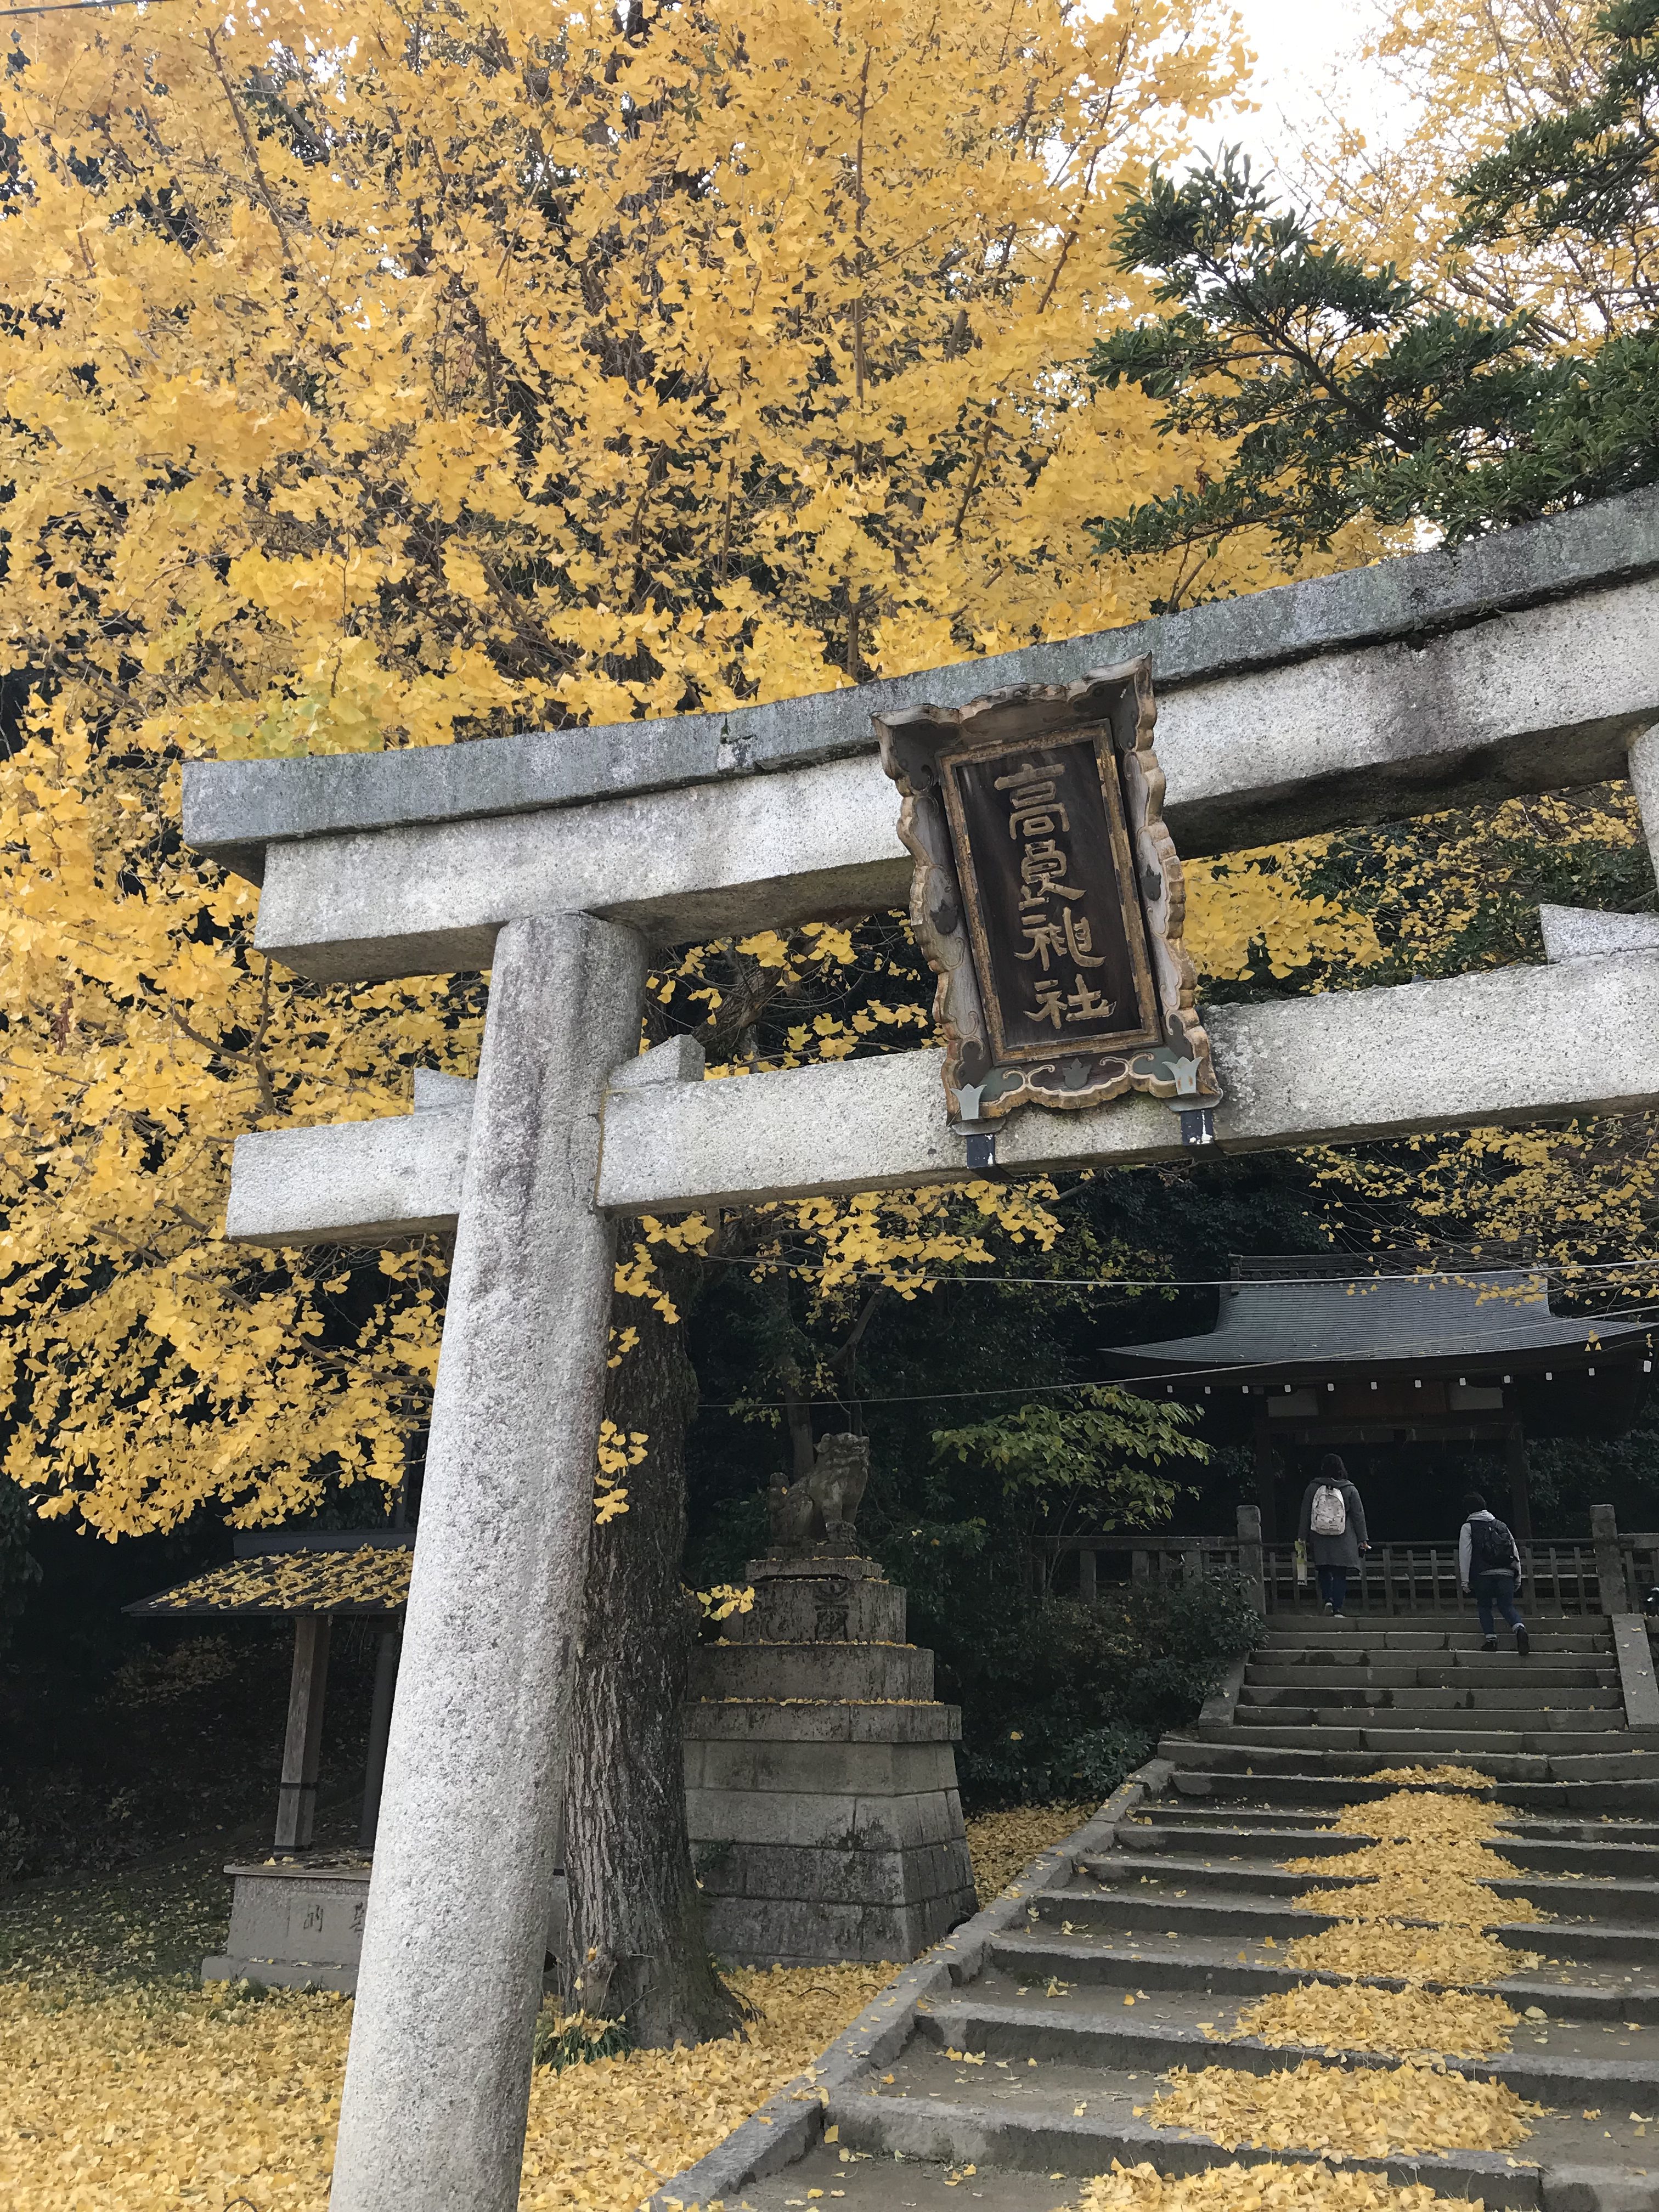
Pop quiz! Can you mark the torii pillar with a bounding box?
[328,913,645,2212]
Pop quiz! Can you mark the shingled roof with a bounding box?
[126,1537,412,1619]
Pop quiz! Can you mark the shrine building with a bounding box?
[1097,1256,1654,1541]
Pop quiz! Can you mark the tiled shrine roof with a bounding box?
[127,1538,411,1619]
[1098,1265,1652,1380]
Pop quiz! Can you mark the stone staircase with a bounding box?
[729,1615,1659,2212]
[1172,1616,1659,1798]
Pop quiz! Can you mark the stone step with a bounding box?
[1172,1726,1659,1762]
[1118,1821,1360,1859]
[1215,1707,1628,1735]
[1085,1849,1659,1922]
[1116,1824,1659,1880]
[1505,1915,1659,1967]
[1084,1852,1345,1899]
[1260,1621,1608,1647]
[691,1640,934,1701]
[987,1933,1659,2022]
[1246,1662,1617,1689]
[825,2080,1544,2209]
[918,1997,1659,2109]
[1498,1837,1659,1877]
[1522,1820,1659,1847]
[1164,1738,1542,1778]
[1165,1767,1659,1815]
[1248,1663,1628,1699]
[1030,1881,1341,1942]
[1124,1802,1342,1831]
[1031,1877,1659,1962]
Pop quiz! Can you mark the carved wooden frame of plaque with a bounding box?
[874,659,1217,1123]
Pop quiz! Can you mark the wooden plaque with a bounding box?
[876,661,1217,1122]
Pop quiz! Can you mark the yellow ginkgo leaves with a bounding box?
[1285,1921,1541,1989]
[1146,2057,1538,2158]
[1232,1983,1517,2061]
[1290,1839,1541,1931]
[1084,2163,1476,2212]
[0,1958,891,2212]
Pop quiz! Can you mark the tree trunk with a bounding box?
[563,1262,745,2047]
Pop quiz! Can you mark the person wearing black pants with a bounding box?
[1297,1453,1369,1616]
[1459,1491,1530,1656]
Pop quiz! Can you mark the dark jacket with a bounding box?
[1459,1511,1522,1590]
[1298,1476,1368,1569]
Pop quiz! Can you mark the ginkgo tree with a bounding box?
[0,0,1328,2046]
[0,0,1287,1542]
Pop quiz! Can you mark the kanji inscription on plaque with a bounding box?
[875,659,1217,1126]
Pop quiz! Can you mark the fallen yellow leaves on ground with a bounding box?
[1291,1832,1522,1879]
[0,1801,1084,2210]
[518,1963,891,2211]
[0,1961,888,2212]
[1292,1839,1540,1932]
[0,1976,352,2211]
[1365,1768,1494,1792]
[1232,1982,1517,2058]
[964,1803,1092,1907]
[1333,1791,1506,1843]
[1082,2159,1474,2212]
[1146,2057,1538,2157]
[1285,1920,1539,1987]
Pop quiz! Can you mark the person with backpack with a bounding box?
[1297,1453,1369,1616]
[1458,1491,1530,1656]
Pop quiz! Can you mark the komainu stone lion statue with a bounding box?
[767,1432,871,1551]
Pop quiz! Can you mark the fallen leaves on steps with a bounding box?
[1082,2158,1475,2212]
[1365,1768,1495,1792]
[1145,2056,1538,2157]
[1285,1920,1540,1986]
[1289,1834,1541,1930]
[1330,1791,1507,1844]
[1230,1982,1516,2058]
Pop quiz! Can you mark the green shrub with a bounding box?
[946,1573,1261,1808]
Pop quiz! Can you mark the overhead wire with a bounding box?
[694,1298,1659,1412]
[1,0,168,14]
[681,1252,1659,1293]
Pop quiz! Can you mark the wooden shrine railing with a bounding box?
[1035,1504,1658,1616]
[1260,1539,1602,1616]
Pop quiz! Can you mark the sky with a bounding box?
[1215,0,1414,199]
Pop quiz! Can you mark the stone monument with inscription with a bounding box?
[683,1435,976,1963]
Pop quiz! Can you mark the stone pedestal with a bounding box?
[684,1552,975,1965]
[203,1856,371,1992]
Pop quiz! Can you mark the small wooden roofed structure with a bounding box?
[127,1530,410,1854]
[1097,1256,1655,1540]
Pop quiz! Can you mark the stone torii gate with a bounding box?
[186,488,1659,2212]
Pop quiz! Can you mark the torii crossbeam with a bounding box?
[185,489,1659,2212]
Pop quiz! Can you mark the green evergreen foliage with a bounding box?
[1453,0,1659,275]
[948,1578,1263,1807]
[1088,1,1659,574]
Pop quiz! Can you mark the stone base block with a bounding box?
[698,1872,970,1967]
[694,1640,933,1701]
[723,1555,907,1645]
[686,1562,975,1964]
[202,1858,370,1993]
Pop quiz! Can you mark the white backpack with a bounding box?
[1310,1483,1348,1537]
